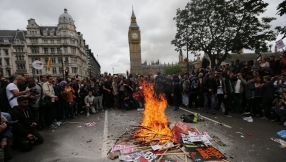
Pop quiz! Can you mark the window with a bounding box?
[72,48,76,54]
[31,48,39,53]
[6,70,11,76]
[5,58,9,65]
[65,57,68,63]
[45,58,48,63]
[17,64,25,70]
[52,68,57,74]
[57,48,61,54]
[57,40,61,44]
[44,48,48,54]
[51,40,54,44]
[0,69,3,75]
[32,58,40,62]
[0,59,2,65]
[71,58,77,63]
[64,39,67,44]
[72,67,77,73]
[59,67,63,74]
[58,57,62,63]
[51,48,55,54]
[64,47,68,53]
[16,55,24,60]
[4,50,8,55]
[3,38,9,43]
[51,57,56,63]
[16,48,23,52]
[44,40,48,44]
[63,31,66,36]
[31,39,38,43]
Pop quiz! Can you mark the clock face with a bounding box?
[132,33,138,39]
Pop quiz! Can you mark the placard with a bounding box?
[189,147,227,161]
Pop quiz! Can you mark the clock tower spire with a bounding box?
[128,7,142,74]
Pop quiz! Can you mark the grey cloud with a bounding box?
[0,0,284,73]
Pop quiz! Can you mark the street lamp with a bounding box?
[112,68,114,74]
[59,48,64,79]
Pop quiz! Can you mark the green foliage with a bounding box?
[172,0,276,68]
[275,0,286,39]
[164,65,182,75]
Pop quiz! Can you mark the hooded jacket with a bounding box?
[9,106,35,137]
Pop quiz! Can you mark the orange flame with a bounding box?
[134,81,173,143]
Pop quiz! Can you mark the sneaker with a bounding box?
[224,115,232,117]
[242,112,251,115]
[87,113,90,117]
[243,116,252,120]
[247,118,253,122]
[260,117,268,120]
[55,121,61,127]
[49,124,58,129]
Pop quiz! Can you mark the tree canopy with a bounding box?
[275,0,286,39]
[172,0,276,68]
[164,65,182,75]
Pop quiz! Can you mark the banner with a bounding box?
[276,39,285,49]
[47,57,52,72]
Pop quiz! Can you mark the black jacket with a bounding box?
[262,81,274,101]
[9,106,35,137]
[203,78,217,94]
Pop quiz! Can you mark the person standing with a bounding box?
[244,76,256,115]
[261,75,274,120]
[112,76,119,109]
[103,76,113,110]
[93,79,103,111]
[5,75,30,112]
[172,75,182,111]
[42,76,58,128]
[63,82,75,119]
[203,73,217,114]
[231,73,246,113]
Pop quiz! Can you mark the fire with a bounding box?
[134,81,173,143]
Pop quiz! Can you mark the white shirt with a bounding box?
[234,79,241,93]
[6,83,19,108]
[217,80,223,94]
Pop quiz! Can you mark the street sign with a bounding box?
[32,60,44,70]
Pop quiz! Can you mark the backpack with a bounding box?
[0,81,14,112]
[189,76,199,92]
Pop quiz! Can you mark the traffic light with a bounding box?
[65,69,69,76]
[75,74,78,78]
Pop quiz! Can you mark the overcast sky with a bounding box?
[0,0,285,73]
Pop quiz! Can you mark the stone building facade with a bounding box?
[0,9,100,79]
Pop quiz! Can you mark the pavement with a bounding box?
[9,106,286,162]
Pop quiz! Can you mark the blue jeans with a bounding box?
[204,93,215,112]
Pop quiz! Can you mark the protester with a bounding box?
[9,97,44,152]
[84,91,96,117]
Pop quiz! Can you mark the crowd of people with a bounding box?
[0,52,286,161]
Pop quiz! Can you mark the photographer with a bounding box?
[25,77,42,127]
[9,96,44,152]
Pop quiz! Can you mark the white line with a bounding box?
[101,110,109,157]
[179,107,232,129]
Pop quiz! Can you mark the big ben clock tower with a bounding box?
[128,8,142,74]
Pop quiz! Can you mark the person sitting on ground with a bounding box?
[0,112,13,161]
[9,96,44,152]
[84,91,95,117]
[122,90,134,110]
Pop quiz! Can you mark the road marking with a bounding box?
[101,110,109,157]
[179,107,232,129]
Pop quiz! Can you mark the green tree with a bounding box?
[172,0,276,68]
[275,0,286,39]
[164,65,182,75]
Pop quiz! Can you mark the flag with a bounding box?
[47,57,52,72]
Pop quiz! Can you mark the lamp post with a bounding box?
[112,68,114,74]
[60,48,64,79]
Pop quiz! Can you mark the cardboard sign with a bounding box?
[84,122,97,127]
[190,147,227,161]
[129,152,144,160]
[143,151,157,162]
[181,133,193,144]
[158,159,179,162]
[111,144,133,152]
[172,121,189,134]
[276,39,285,49]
